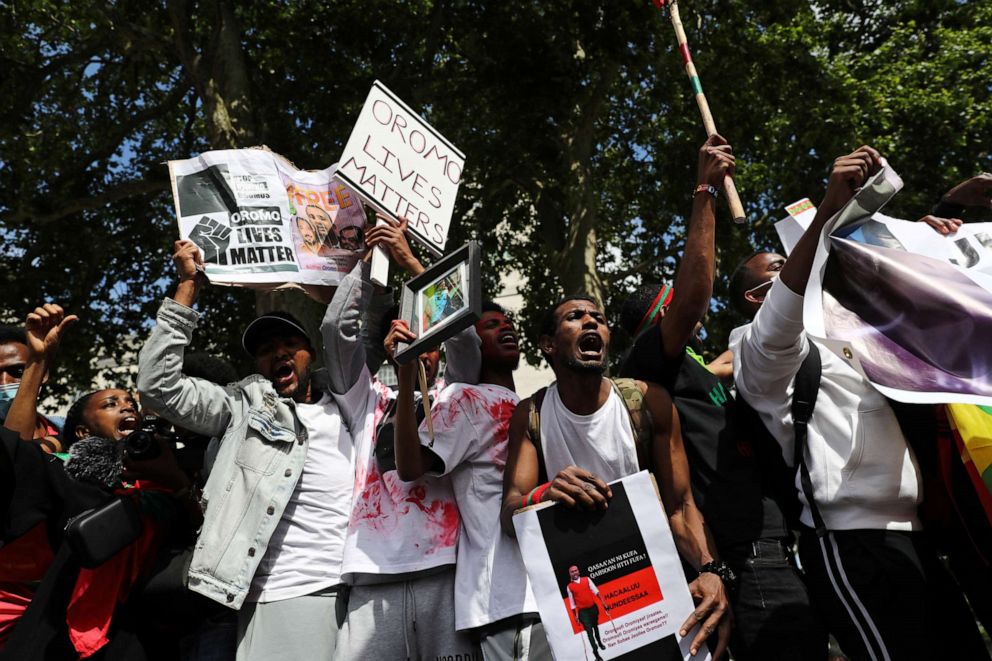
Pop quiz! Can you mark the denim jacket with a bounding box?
[136,297,317,609]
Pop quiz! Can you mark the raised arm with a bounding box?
[3,304,76,446]
[361,216,425,373]
[643,381,729,658]
[779,146,881,297]
[734,146,883,404]
[136,241,233,439]
[658,135,734,361]
[322,260,375,395]
[387,320,441,481]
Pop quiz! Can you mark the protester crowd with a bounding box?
[2,137,991,661]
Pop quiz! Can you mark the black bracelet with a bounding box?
[699,560,737,590]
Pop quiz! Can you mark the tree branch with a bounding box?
[3,175,169,226]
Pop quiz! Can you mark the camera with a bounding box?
[124,415,178,461]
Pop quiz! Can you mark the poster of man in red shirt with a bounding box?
[515,473,706,659]
[567,566,612,660]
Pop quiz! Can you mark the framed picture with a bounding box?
[395,241,482,365]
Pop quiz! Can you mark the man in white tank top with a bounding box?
[500,295,731,659]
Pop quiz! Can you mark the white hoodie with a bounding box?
[729,279,922,532]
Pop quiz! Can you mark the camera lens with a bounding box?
[125,416,164,461]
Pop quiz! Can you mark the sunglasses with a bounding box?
[0,365,25,380]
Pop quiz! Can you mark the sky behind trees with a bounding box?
[1,0,989,401]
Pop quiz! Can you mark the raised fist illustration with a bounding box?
[188,216,232,264]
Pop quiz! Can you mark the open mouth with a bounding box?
[118,416,139,434]
[273,362,295,387]
[578,332,604,357]
[498,330,519,348]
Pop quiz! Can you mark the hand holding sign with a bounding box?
[366,215,423,275]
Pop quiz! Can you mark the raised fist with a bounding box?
[696,134,735,190]
[188,216,232,264]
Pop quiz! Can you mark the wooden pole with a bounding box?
[418,360,435,445]
[655,0,747,223]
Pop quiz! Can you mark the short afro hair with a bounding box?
[481,300,507,316]
[619,283,670,337]
[728,251,771,316]
[539,294,600,339]
[0,324,27,347]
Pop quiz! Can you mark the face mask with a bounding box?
[0,382,19,420]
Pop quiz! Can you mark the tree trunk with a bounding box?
[556,59,620,306]
[171,0,329,364]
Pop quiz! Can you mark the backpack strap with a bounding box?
[792,342,825,537]
[528,387,550,483]
[610,377,653,471]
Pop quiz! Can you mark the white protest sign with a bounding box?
[774,197,817,255]
[513,472,708,660]
[336,81,465,258]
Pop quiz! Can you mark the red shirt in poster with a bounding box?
[568,576,600,610]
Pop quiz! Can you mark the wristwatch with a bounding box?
[699,560,737,591]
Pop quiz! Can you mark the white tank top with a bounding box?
[539,382,640,482]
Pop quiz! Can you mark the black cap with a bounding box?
[242,312,310,356]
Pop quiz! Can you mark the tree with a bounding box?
[1,0,989,402]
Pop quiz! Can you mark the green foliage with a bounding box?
[1,0,989,406]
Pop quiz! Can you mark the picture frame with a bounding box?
[395,241,482,365]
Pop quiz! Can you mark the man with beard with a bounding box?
[618,136,822,660]
[137,239,357,661]
[390,305,549,661]
[295,216,333,257]
[501,296,731,659]
[305,204,339,250]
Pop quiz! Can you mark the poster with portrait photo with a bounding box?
[514,471,709,661]
[168,148,368,288]
[418,265,467,336]
[395,241,481,365]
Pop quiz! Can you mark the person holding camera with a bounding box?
[137,240,358,661]
[1,304,200,660]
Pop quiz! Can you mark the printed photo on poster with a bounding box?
[395,241,481,365]
[167,148,370,288]
[802,163,992,407]
[281,169,368,274]
[538,481,671,660]
[514,472,708,661]
[418,265,467,335]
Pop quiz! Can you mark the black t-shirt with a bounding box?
[1,426,108,546]
[619,326,788,548]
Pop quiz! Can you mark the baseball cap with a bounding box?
[242,311,310,356]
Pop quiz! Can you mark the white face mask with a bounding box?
[0,382,19,419]
[744,274,779,301]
